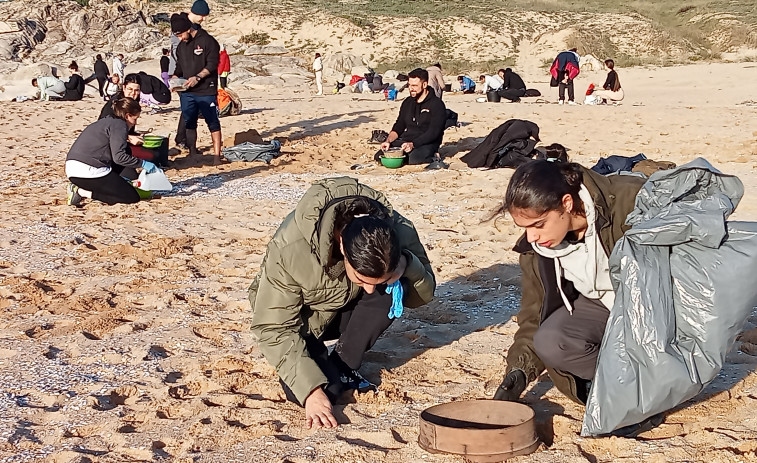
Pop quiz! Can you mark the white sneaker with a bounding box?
[558,100,564,105]
[568,100,577,105]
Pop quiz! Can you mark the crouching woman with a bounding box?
[65,98,159,206]
[492,160,663,436]
[249,177,436,429]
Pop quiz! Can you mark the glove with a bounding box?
[385,280,404,319]
[493,369,527,401]
[141,160,158,173]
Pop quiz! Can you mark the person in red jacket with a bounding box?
[218,44,230,89]
[550,48,580,105]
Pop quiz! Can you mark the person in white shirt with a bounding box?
[313,53,324,95]
[478,73,504,94]
[112,54,126,80]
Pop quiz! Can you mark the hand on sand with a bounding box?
[304,388,338,429]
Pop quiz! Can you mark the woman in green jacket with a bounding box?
[491,160,664,436]
[249,177,435,429]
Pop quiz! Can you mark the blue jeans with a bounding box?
[179,92,221,132]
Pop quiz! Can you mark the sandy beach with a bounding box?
[1,59,757,463]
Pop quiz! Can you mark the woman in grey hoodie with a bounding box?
[65,98,158,206]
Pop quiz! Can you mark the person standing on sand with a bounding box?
[426,62,445,100]
[160,48,171,89]
[249,177,436,429]
[94,54,110,98]
[170,13,223,163]
[313,52,324,95]
[377,68,447,167]
[550,48,580,105]
[113,54,126,80]
[218,44,230,89]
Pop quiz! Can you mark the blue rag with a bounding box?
[386,280,404,319]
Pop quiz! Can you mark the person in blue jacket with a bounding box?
[457,75,476,94]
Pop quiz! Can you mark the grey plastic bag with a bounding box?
[582,158,757,435]
[222,140,282,164]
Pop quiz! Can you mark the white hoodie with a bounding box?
[531,184,615,313]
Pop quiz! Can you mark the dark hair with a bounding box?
[123,73,140,86]
[333,197,400,278]
[569,48,578,52]
[69,61,78,71]
[408,68,429,82]
[96,54,102,60]
[111,98,141,120]
[605,59,615,70]
[162,48,169,55]
[500,161,585,216]
[432,62,441,69]
[315,52,321,58]
[479,74,485,81]
[497,68,506,74]
[543,143,569,162]
[457,75,464,81]
[31,78,38,86]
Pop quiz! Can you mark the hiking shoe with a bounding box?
[66,183,83,206]
[369,130,389,144]
[340,369,378,393]
[558,100,564,105]
[568,100,577,105]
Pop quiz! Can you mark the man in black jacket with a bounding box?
[378,68,446,166]
[94,54,110,99]
[170,13,222,162]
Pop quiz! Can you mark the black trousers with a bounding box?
[281,289,394,405]
[69,166,140,205]
[96,76,108,97]
[175,115,187,146]
[532,294,609,381]
[389,139,439,165]
[498,87,526,101]
[559,79,575,101]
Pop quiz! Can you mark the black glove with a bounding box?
[493,369,527,401]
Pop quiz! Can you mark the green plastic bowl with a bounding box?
[142,135,165,149]
[380,155,405,168]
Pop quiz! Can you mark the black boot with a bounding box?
[185,129,199,157]
[603,413,665,438]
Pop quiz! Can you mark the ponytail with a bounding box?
[500,161,585,216]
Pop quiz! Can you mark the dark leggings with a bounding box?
[96,76,108,97]
[70,168,140,205]
[280,289,394,405]
[498,87,526,102]
[559,79,575,101]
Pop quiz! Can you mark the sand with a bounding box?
[1,61,757,463]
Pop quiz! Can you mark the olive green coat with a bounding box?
[249,177,436,404]
[506,167,645,403]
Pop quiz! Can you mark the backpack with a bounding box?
[217,87,242,117]
[444,109,458,130]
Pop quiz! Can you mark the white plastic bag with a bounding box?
[137,169,173,191]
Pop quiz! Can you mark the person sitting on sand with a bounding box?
[376,68,447,167]
[103,74,121,101]
[62,61,86,101]
[66,98,159,206]
[457,75,476,93]
[249,177,436,429]
[98,74,170,168]
[32,76,66,101]
[498,68,526,102]
[592,59,624,104]
[478,72,504,94]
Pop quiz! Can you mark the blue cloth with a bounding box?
[386,280,404,319]
[460,76,476,92]
[179,92,221,132]
[141,160,158,173]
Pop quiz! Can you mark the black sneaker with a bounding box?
[368,130,389,144]
[604,413,665,438]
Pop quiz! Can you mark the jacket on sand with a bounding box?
[249,177,436,404]
[461,119,540,168]
[507,167,645,403]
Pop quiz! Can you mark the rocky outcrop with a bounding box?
[0,18,47,61]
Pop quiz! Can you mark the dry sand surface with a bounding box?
[1,61,757,463]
